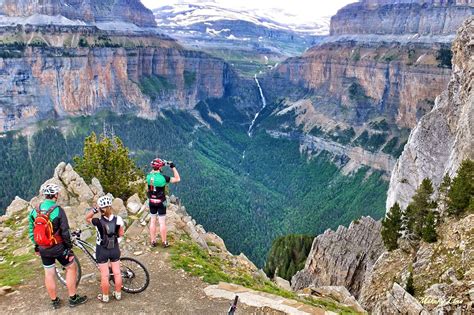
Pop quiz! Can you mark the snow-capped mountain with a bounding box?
[152,1,328,76]
[154,1,330,35]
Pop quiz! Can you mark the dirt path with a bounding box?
[0,246,265,314]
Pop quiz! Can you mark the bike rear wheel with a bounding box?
[110,257,149,293]
[56,257,82,288]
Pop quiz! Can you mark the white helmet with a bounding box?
[97,195,113,208]
[42,184,61,196]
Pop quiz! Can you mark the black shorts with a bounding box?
[41,253,74,269]
[149,201,166,216]
[96,245,121,264]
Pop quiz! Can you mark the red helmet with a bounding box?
[151,158,165,170]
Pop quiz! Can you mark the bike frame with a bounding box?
[73,237,98,266]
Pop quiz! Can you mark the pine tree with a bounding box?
[406,269,415,296]
[421,212,437,243]
[405,178,437,238]
[381,203,403,251]
[447,159,474,216]
[74,132,144,200]
[438,173,452,213]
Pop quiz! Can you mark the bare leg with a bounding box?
[158,215,167,244]
[44,267,57,299]
[149,215,157,243]
[110,261,122,293]
[98,263,110,295]
[65,261,77,296]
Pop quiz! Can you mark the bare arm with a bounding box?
[85,207,98,224]
[169,166,180,184]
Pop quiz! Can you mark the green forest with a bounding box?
[0,106,388,266]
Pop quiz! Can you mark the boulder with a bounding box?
[5,197,29,217]
[89,177,104,197]
[374,283,429,315]
[0,286,13,296]
[112,198,127,219]
[274,277,291,291]
[308,286,366,313]
[55,163,94,203]
[12,247,30,256]
[126,194,142,214]
[235,253,257,272]
[0,227,13,240]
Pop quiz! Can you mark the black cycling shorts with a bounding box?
[149,201,166,216]
[96,245,121,264]
[41,253,74,269]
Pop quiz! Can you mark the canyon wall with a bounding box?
[386,17,474,210]
[331,1,473,36]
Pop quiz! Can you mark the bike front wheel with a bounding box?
[111,257,149,293]
[56,257,82,288]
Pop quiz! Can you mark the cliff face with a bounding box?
[0,0,157,27]
[331,1,473,36]
[0,26,239,132]
[386,17,474,210]
[291,217,385,298]
[256,1,470,175]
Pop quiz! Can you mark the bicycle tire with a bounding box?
[110,257,149,293]
[55,257,82,288]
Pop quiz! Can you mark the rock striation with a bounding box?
[331,0,474,36]
[291,217,384,299]
[0,0,156,28]
[386,17,474,211]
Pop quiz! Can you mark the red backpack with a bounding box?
[33,204,63,247]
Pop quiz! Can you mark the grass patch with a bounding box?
[170,236,360,314]
[139,75,175,101]
[0,251,38,286]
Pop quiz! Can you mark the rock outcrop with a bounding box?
[386,17,474,211]
[331,0,474,36]
[359,214,474,313]
[291,217,384,298]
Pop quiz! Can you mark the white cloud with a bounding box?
[141,0,356,22]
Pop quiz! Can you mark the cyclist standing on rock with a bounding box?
[86,195,125,303]
[29,183,88,309]
[147,158,180,248]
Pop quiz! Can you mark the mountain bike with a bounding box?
[55,229,150,293]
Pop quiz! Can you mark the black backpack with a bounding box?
[100,216,118,249]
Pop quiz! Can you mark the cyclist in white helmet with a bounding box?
[29,183,88,309]
[85,195,125,303]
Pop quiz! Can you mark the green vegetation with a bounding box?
[404,179,438,242]
[369,119,390,131]
[0,108,388,266]
[139,75,175,101]
[263,234,314,280]
[328,127,356,145]
[436,46,452,69]
[381,203,402,251]
[447,159,473,216]
[348,82,370,103]
[354,130,387,152]
[74,132,145,201]
[184,71,196,87]
[170,236,359,314]
[78,37,89,47]
[406,267,415,296]
[0,210,41,286]
[29,38,48,47]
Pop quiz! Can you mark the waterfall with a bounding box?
[248,74,267,137]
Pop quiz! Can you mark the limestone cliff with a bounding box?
[386,17,474,211]
[331,0,473,36]
[258,1,468,175]
[291,217,385,299]
[0,0,156,28]
[0,25,248,132]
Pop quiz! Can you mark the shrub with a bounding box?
[73,132,144,200]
